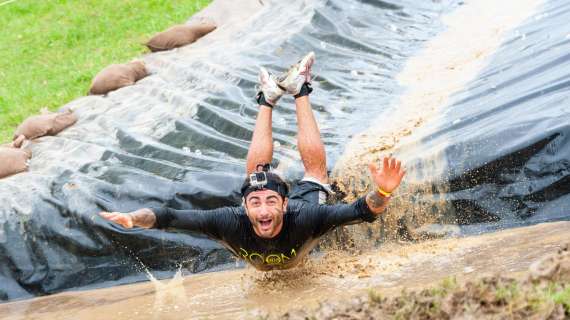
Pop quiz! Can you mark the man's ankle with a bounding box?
[256,91,274,108]
[294,83,313,99]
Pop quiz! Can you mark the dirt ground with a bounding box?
[279,243,570,320]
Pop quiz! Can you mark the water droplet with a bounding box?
[463,266,475,273]
[320,41,327,49]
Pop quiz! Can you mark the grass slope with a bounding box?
[0,0,210,143]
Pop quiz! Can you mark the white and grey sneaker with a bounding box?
[257,67,285,107]
[276,51,315,96]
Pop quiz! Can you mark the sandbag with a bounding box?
[13,109,77,141]
[1,135,25,148]
[0,146,31,179]
[10,135,26,148]
[146,23,216,52]
[89,60,147,95]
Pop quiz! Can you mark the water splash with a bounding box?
[146,268,189,318]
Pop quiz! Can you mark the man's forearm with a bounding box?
[129,208,157,228]
[365,190,390,215]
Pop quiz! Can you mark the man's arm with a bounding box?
[99,208,156,229]
[306,156,405,236]
[130,208,157,228]
[365,190,391,215]
[306,197,378,237]
[99,206,239,240]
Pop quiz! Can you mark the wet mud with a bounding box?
[280,243,570,320]
[1,221,567,319]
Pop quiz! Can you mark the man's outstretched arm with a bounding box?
[99,207,239,240]
[307,156,406,236]
[365,156,406,215]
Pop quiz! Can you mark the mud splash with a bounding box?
[0,221,567,319]
[331,0,544,241]
[334,0,544,189]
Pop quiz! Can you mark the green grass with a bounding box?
[0,0,211,143]
[335,276,569,319]
[552,286,570,312]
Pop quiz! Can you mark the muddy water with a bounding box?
[0,221,567,319]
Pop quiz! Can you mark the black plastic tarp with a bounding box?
[401,0,570,233]
[2,0,569,302]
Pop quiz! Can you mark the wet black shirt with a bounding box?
[153,197,376,270]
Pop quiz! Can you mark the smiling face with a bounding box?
[244,189,288,239]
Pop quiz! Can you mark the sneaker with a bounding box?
[257,67,284,107]
[276,52,315,96]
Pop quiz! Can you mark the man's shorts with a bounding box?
[288,176,332,205]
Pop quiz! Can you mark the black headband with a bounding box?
[241,174,289,199]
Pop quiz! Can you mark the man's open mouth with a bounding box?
[259,219,272,229]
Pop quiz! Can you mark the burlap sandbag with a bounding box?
[89,60,147,95]
[10,135,26,149]
[0,146,31,179]
[13,109,77,141]
[146,22,216,52]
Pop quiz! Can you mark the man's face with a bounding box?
[244,189,288,239]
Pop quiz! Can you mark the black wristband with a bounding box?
[256,91,273,108]
[294,82,313,99]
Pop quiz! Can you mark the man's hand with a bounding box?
[99,212,134,228]
[365,156,406,215]
[368,156,406,194]
[99,208,156,229]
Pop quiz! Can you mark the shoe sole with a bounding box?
[277,52,315,91]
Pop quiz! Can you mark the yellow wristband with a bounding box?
[377,187,392,197]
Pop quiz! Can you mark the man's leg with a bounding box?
[246,105,273,174]
[276,52,327,183]
[246,67,284,174]
[295,95,328,183]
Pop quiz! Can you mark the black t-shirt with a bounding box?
[153,197,377,270]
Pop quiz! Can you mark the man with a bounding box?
[100,52,405,271]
